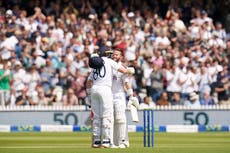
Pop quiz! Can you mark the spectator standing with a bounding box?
[124,35,137,61]
[0,61,12,105]
[24,64,41,100]
[197,65,212,94]
[15,10,29,27]
[214,22,227,41]
[149,60,164,102]
[171,11,187,34]
[207,59,222,89]
[165,61,182,101]
[208,32,225,49]
[200,20,212,42]
[113,30,127,52]
[188,20,201,41]
[11,61,27,105]
[178,65,197,100]
[200,10,213,26]
[0,32,18,60]
[214,65,230,105]
[155,30,171,49]
[63,1,79,17]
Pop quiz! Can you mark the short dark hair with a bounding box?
[113,48,123,56]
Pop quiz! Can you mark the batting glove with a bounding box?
[127,67,135,74]
[128,96,139,108]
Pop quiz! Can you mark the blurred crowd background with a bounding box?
[0,0,229,108]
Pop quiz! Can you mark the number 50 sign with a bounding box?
[184,112,209,125]
[53,113,78,125]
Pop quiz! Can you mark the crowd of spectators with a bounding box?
[0,0,229,107]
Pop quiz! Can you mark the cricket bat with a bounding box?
[130,105,139,122]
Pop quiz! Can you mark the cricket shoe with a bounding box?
[119,141,130,148]
[101,139,110,148]
[92,140,101,148]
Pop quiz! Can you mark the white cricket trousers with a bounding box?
[91,85,113,141]
[112,92,128,146]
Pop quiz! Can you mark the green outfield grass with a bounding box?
[0,132,230,153]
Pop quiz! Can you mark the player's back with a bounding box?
[89,57,120,87]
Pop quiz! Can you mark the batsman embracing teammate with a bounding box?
[111,48,139,148]
[86,47,135,148]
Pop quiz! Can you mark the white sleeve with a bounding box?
[108,58,121,71]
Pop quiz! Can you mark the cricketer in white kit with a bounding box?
[86,52,135,148]
[111,49,139,148]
